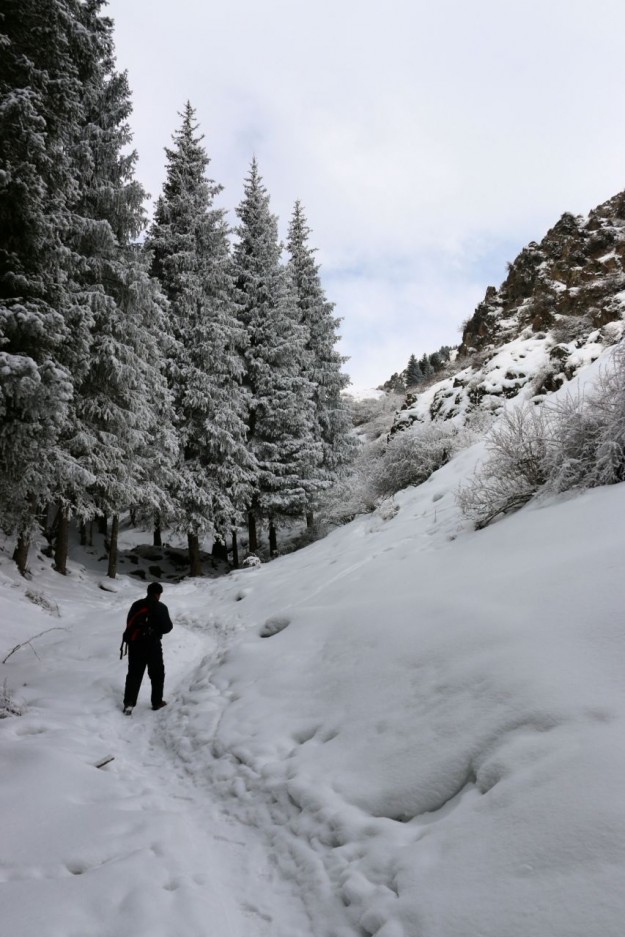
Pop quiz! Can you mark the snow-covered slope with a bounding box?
[165,462,625,937]
[2,364,625,936]
[393,329,609,429]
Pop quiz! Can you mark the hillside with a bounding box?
[394,190,625,430]
[1,352,625,937]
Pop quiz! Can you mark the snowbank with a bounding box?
[2,386,625,935]
[159,455,625,936]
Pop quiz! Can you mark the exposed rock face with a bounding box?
[460,192,625,355]
[393,190,625,432]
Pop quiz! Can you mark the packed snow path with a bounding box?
[0,576,318,937]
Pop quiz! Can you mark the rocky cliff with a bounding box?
[394,189,625,430]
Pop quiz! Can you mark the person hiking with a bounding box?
[121,582,173,715]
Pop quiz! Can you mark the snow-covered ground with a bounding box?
[393,326,620,430]
[2,402,625,935]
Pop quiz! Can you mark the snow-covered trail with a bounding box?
[5,396,625,937]
[0,575,317,937]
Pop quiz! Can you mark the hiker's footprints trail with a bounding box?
[110,614,314,937]
[111,719,277,936]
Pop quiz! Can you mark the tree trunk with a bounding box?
[212,536,228,562]
[231,528,239,569]
[13,530,30,577]
[54,505,69,575]
[153,512,162,547]
[79,521,87,546]
[269,521,278,557]
[45,504,60,546]
[98,514,108,536]
[87,520,93,547]
[107,513,119,579]
[38,503,51,537]
[188,532,201,577]
[248,513,258,553]
[306,511,314,529]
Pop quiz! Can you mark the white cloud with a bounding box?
[330,262,487,388]
[107,0,625,386]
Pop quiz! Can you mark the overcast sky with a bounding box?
[106,0,625,390]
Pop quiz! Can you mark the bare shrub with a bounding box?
[547,345,625,489]
[587,345,625,484]
[459,341,625,527]
[318,437,386,526]
[372,423,461,499]
[543,391,600,491]
[0,681,22,718]
[457,406,554,528]
[319,417,483,529]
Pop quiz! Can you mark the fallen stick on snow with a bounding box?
[94,755,115,769]
[2,627,68,664]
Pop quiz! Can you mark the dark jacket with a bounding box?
[124,596,173,643]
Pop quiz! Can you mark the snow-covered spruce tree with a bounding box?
[286,201,355,526]
[51,2,178,576]
[0,0,100,573]
[147,104,254,575]
[234,163,320,554]
[419,353,434,380]
[405,353,423,387]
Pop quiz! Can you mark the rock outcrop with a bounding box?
[394,190,625,431]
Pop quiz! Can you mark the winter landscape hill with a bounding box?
[2,335,625,936]
[2,184,625,937]
[3,6,625,935]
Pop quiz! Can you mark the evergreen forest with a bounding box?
[0,0,354,577]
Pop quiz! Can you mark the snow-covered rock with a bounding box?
[394,191,625,430]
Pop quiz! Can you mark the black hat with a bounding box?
[147,582,163,596]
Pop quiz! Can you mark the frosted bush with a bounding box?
[372,423,461,499]
[0,681,22,719]
[457,407,554,528]
[459,341,625,527]
[318,437,385,525]
[320,419,480,527]
[548,350,625,489]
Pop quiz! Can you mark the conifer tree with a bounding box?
[233,163,319,553]
[51,1,178,576]
[429,351,442,371]
[286,202,354,525]
[147,104,254,574]
[419,353,434,379]
[0,0,100,572]
[405,354,422,387]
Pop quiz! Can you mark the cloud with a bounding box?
[107,0,625,386]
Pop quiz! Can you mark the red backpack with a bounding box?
[119,604,155,658]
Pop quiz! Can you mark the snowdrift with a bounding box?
[164,455,625,937]
[1,365,625,936]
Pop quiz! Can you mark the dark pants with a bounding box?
[123,640,165,708]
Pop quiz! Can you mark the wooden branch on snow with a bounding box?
[94,755,115,769]
[2,627,68,664]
